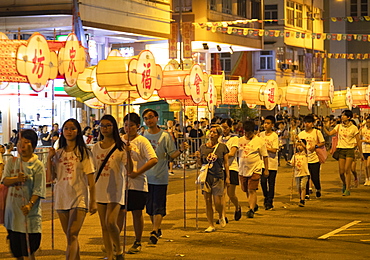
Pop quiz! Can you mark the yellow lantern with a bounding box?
[96,50,135,92]
[277,86,289,107]
[211,72,225,105]
[222,76,242,106]
[84,98,104,109]
[184,64,208,104]
[313,79,334,102]
[241,78,277,110]
[58,33,85,86]
[76,66,95,92]
[286,81,315,108]
[205,76,218,113]
[351,85,369,107]
[329,90,350,110]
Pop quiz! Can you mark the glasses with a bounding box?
[100,124,113,129]
[144,115,156,121]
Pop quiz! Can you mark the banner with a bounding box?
[169,23,178,59]
[182,22,193,59]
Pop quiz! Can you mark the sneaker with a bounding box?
[365,180,370,186]
[254,204,259,212]
[265,203,273,210]
[246,209,254,218]
[298,200,305,207]
[342,189,350,196]
[150,231,159,244]
[234,206,242,221]
[127,241,141,254]
[219,218,227,228]
[158,229,162,238]
[305,195,310,200]
[316,191,321,198]
[169,172,175,176]
[204,226,216,233]
[216,217,228,224]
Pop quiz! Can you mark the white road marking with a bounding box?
[318,221,362,240]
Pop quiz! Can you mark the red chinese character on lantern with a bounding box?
[141,63,152,90]
[32,49,45,79]
[193,73,202,95]
[268,88,275,103]
[68,47,77,76]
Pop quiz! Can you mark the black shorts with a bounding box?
[121,190,148,211]
[224,170,239,185]
[146,184,167,216]
[7,230,41,258]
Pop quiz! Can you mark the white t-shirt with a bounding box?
[92,143,127,204]
[298,129,325,163]
[259,131,279,170]
[54,149,95,210]
[334,124,359,149]
[361,126,370,153]
[238,135,268,177]
[291,153,310,177]
[122,135,157,192]
[219,135,239,172]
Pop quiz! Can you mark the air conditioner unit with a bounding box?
[280,63,289,70]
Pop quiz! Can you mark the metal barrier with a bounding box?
[172,137,208,169]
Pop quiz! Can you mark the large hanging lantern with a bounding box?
[58,33,85,86]
[157,66,191,100]
[286,81,315,109]
[84,98,104,109]
[241,78,278,110]
[204,75,218,113]
[329,89,350,110]
[211,72,225,105]
[64,83,95,102]
[77,66,96,92]
[313,78,334,102]
[96,50,135,92]
[351,85,370,107]
[128,50,163,100]
[16,33,58,92]
[184,64,208,104]
[222,76,242,106]
[277,86,289,108]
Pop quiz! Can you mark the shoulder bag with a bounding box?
[315,129,328,164]
[196,143,219,185]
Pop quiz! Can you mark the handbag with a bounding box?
[0,184,8,224]
[195,143,220,185]
[332,149,340,160]
[315,129,328,164]
[95,145,118,183]
[331,125,340,161]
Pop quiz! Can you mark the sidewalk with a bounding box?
[1,157,369,259]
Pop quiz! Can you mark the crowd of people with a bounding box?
[0,108,369,259]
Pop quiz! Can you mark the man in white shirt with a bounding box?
[298,115,325,199]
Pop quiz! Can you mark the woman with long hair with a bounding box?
[92,115,132,260]
[47,118,97,259]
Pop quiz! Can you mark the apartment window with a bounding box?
[306,11,312,31]
[252,0,261,19]
[210,0,217,11]
[296,3,303,28]
[222,0,232,14]
[286,1,294,25]
[362,68,369,85]
[173,0,192,12]
[260,51,274,70]
[265,5,278,24]
[351,0,368,16]
[237,0,247,17]
[351,68,358,86]
[220,53,232,72]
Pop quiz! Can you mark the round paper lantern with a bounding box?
[64,83,95,102]
[16,33,58,92]
[211,72,225,105]
[277,86,289,108]
[222,76,242,106]
[76,66,95,92]
[351,85,369,107]
[58,33,85,86]
[157,68,191,100]
[286,82,315,108]
[241,78,278,110]
[329,90,349,110]
[96,50,136,92]
[84,98,104,109]
[184,64,208,104]
[313,79,334,102]
[128,50,163,100]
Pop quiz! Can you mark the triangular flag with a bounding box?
[348,17,353,22]
[337,34,342,41]
[331,17,337,22]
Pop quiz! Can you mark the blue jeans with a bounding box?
[260,169,278,205]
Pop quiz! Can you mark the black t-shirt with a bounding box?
[189,129,203,138]
[199,143,229,179]
[40,132,51,146]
